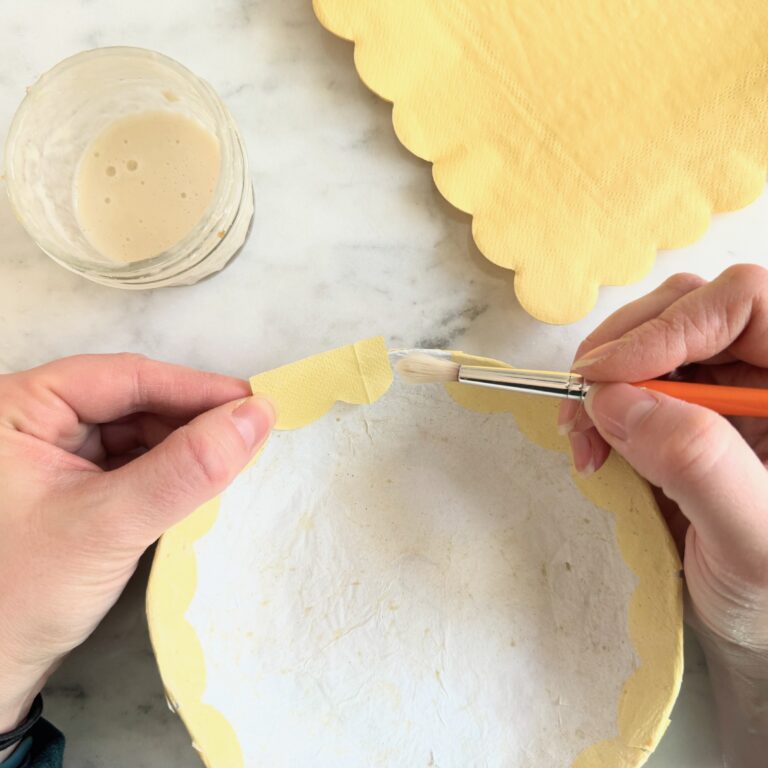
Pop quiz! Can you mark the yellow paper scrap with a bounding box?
[249,336,393,429]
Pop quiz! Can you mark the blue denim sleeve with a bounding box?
[0,739,32,768]
[0,722,64,768]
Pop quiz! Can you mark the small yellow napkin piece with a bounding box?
[249,336,393,429]
[313,0,768,323]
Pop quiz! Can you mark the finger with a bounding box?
[102,451,146,471]
[74,424,107,465]
[562,360,762,436]
[585,383,768,582]
[4,353,251,423]
[573,264,768,382]
[0,354,250,449]
[88,396,275,544]
[558,273,706,431]
[100,413,181,456]
[564,360,767,468]
[652,486,689,557]
[681,361,768,390]
[71,414,181,463]
[566,402,594,435]
[574,273,707,363]
[680,364,768,459]
[568,425,611,477]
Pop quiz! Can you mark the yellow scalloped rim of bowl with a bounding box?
[147,336,683,767]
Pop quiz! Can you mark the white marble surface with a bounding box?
[1,0,766,765]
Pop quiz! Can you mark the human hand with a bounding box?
[558,265,768,766]
[0,354,274,743]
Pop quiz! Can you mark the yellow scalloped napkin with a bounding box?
[313,0,768,323]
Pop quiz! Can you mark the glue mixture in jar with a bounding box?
[5,47,253,288]
[77,111,221,263]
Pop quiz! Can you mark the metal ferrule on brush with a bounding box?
[457,366,588,400]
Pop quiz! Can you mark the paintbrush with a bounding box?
[395,353,768,418]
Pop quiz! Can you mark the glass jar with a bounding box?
[4,47,253,288]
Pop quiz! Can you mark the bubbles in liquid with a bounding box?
[80,110,219,262]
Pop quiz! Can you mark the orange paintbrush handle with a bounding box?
[634,379,768,417]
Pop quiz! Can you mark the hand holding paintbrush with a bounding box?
[404,266,768,768]
[564,268,768,768]
[396,353,768,417]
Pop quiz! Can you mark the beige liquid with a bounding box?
[76,111,221,263]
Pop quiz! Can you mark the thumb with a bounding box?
[585,383,768,582]
[99,395,275,543]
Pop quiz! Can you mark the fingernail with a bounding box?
[231,396,276,450]
[572,339,623,370]
[557,400,580,435]
[584,384,658,441]
[569,431,595,477]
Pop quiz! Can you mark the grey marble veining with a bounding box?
[1,0,766,765]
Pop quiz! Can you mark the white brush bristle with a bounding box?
[396,353,460,384]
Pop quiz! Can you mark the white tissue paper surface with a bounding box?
[187,379,637,767]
